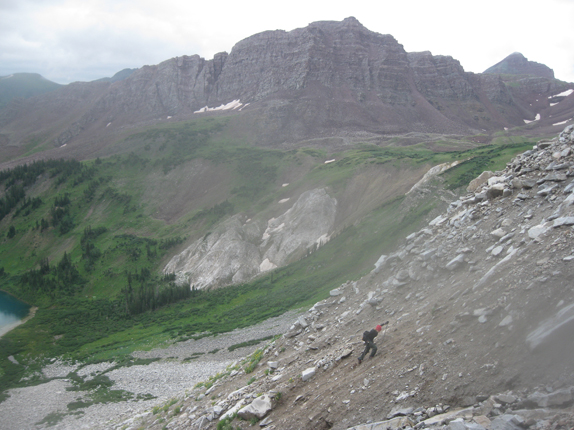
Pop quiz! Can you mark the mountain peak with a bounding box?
[483,52,554,79]
[341,16,362,26]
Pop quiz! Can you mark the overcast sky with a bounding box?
[1,0,573,85]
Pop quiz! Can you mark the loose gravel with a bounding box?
[0,310,301,430]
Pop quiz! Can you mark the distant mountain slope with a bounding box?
[0,73,61,108]
[483,52,554,78]
[0,18,572,166]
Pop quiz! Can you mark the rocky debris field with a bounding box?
[126,125,574,430]
[3,125,574,430]
[0,312,299,429]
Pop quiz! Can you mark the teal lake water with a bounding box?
[0,290,30,336]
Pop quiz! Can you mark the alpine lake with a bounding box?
[0,290,31,337]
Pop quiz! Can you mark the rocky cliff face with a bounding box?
[1,18,572,161]
[164,188,337,289]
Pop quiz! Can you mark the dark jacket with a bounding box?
[363,329,379,343]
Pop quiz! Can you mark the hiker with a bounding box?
[358,321,388,363]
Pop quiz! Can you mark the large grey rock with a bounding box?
[302,367,316,381]
[552,216,574,227]
[219,399,246,421]
[446,254,466,271]
[467,171,495,193]
[526,389,573,407]
[387,406,414,419]
[236,394,273,420]
[348,416,414,430]
[448,421,469,430]
[559,124,574,143]
[421,408,475,427]
[486,184,505,200]
[373,255,387,272]
[528,223,550,239]
[541,172,568,183]
[420,248,437,261]
[490,414,525,430]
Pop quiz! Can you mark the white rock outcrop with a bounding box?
[164,188,337,289]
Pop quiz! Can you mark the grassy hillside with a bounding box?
[0,117,540,399]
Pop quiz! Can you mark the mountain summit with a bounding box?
[483,52,555,79]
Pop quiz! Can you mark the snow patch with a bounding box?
[106,122,112,127]
[194,99,243,113]
[550,89,574,98]
[524,113,540,124]
[324,159,336,164]
[278,198,290,204]
[282,183,289,187]
[550,102,559,107]
[553,119,572,126]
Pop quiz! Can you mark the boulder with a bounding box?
[298,316,309,328]
[467,171,495,192]
[526,389,573,407]
[236,394,273,420]
[447,421,469,430]
[559,124,574,143]
[491,228,506,239]
[552,216,574,227]
[339,349,353,359]
[446,254,465,271]
[527,223,550,239]
[490,414,526,430]
[387,406,414,419]
[420,248,437,261]
[302,367,316,381]
[486,184,505,200]
[347,416,415,430]
[373,255,387,272]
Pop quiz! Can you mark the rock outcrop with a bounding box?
[164,188,337,289]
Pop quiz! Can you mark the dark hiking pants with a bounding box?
[358,340,377,360]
